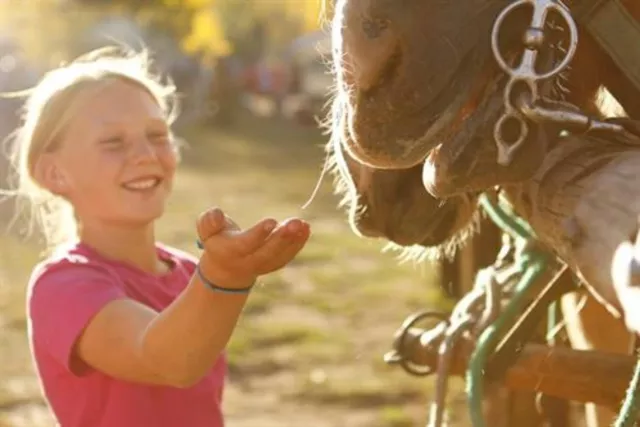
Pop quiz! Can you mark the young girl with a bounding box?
[9,47,311,427]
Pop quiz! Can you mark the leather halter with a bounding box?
[573,0,640,94]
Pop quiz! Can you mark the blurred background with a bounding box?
[0,1,461,426]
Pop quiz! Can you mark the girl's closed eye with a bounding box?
[148,131,170,145]
[99,135,125,148]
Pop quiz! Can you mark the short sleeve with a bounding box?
[27,258,128,375]
[159,244,198,277]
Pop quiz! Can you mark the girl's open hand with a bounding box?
[196,207,311,289]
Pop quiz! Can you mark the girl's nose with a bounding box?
[129,139,158,163]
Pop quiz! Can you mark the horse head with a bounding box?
[329,0,634,198]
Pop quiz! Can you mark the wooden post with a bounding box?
[396,327,635,408]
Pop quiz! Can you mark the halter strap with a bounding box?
[573,0,640,94]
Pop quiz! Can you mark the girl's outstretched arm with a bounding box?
[56,208,310,387]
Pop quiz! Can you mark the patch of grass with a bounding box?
[290,294,339,315]
[241,293,272,316]
[226,330,254,362]
[248,321,335,348]
[290,372,424,408]
[252,275,291,298]
[379,406,415,427]
[295,241,343,264]
[293,338,352,364]
[228,311,349,364]
[306,231,389,257]
[306,268,345,289]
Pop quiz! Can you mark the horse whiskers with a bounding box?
[300,156,331,211]
[301,88,346,211]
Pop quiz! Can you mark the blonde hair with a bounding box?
[3,46,180,254]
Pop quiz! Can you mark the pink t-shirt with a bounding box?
[26,242,227,427]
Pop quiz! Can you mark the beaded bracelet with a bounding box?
[195,264,254,295]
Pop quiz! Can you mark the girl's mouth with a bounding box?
[121,176,162,192]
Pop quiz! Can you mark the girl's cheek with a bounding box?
[164,152,179,171]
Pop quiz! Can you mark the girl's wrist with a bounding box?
[198,252,256,291]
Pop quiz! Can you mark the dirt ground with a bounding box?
[0,114,468,427]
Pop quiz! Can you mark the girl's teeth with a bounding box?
[124,179,158,190]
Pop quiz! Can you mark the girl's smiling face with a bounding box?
[40,78,178,229]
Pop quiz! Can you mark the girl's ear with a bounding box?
[33,153,69,196]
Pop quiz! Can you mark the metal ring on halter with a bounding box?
[491,0,579,81]
[384,310,450,377]
[493,111,529,165]
[494,76,537,164]
[490,0,579,166]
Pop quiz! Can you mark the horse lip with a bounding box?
[349,52,482,170]
[342,116,455,171]
[342,78,471,170]
[385,198,456,247]
[342,133,427,170]
[384,90,475,169]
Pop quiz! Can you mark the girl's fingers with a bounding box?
[249,220,310,271]
[198,215,310,278]
[196,208,226,242]
[227,218,278,255]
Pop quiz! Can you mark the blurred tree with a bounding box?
[0,0,326,66]
[183,0,326,60]
[181,4,232,57]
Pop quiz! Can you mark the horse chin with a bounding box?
[379,221,454,248]
[350,200,459,247]
[384,193,481,260]
[382,206,482,263]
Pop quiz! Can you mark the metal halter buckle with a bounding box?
[491,0,579,166]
